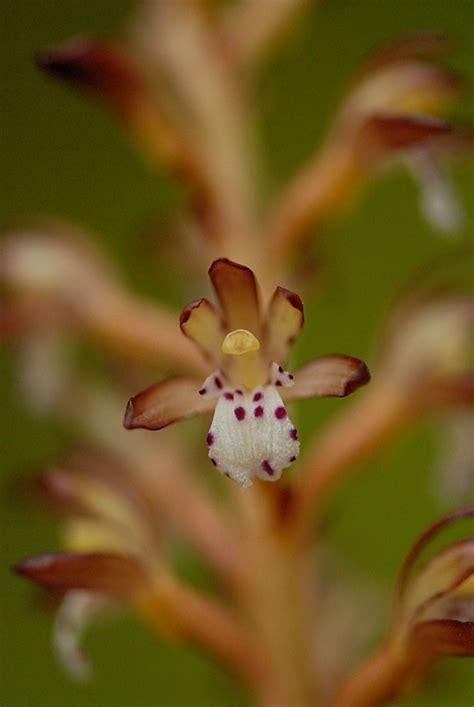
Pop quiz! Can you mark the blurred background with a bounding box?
[1,1,473,705]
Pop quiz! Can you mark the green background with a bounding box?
[1,1,473,705]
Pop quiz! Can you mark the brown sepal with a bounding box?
[358,114,452,162]
[412,619,474,657]
[36,37,145,119]
[14,552,148,601]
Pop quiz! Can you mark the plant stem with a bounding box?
[235,483,318,707]
[326,643,413,707]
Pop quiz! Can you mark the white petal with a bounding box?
[206,386,300,487]
[407,150,465,235]
[53,590,111,681]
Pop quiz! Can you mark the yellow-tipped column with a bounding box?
[222,329,266,390]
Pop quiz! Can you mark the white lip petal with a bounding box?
[407,150,465,235]
[206,386,300,487]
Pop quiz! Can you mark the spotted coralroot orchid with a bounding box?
[329,508,474,707]
[124,258,370,487]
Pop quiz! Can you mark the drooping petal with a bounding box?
[124,377,214,430]
[208,259,261,335]
[206,386,299,487]
[53,590,112,681]
[180,298,226,363]
[283,355,370,401]
[14,552,148,602]
[263,286,304,364]
[406,149,465,234]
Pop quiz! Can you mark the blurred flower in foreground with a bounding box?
[329,507,474,707]
[14,449,262,688]
[124,258,370,487]
[15,453,161,679]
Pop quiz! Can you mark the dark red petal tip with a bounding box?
[343,359,371,395]
[275,286,305,319]
[208,258,253,277]
[35,37,143,115]
[179,298,205,327]
[123,397,136,429]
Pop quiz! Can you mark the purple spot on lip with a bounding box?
[261,459,274,476]
[254,405,264,418]
[207,432,214,446]
[289,455,297,462]
[210,457,218,466]
[253,392,263,402]
[235,389,243,396]
[289,373,294,380]
[199,388,207,396]
[275,380,282,386]
[275,406,286,419]
[290,428,298,440]
[278,365,284,373]
[224,392,234,400]
[234,406,246,421]
[214,376,223,389]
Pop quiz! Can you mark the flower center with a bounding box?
[221,329,260,355]
[221,328,265,390]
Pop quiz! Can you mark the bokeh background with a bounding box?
[1,1,473,705]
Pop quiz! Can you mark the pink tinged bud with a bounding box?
[206,386,300,487]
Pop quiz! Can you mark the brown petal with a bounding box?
[14,552,148,601]
[412,619,474,657]
[208,259,261,335]
[36,37,144,120]
[283,355,370,401]
[262,286,304,364]
[180,298,226,363]
[398,507,474,599]
[124,377,214,431]
[358,114,452,162]
[402,539,474,625]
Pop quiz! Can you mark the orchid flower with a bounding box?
[124,258,370,487]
